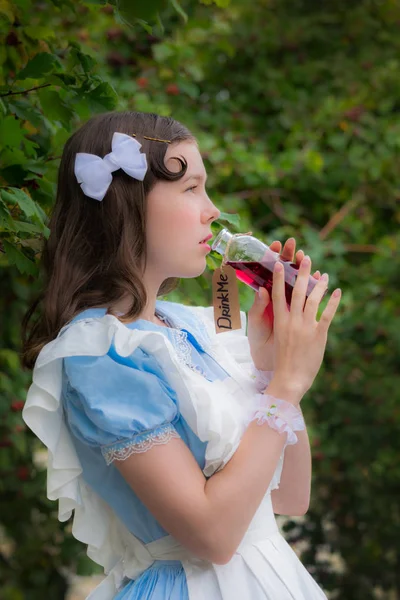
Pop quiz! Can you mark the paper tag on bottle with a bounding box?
[212,265,241,334]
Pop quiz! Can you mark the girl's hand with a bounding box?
[247,238,321,372]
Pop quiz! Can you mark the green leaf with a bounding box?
[153,43,175,62]
[170,0,188,23]
[135,18,153,34]
[87,81,119,111]
[217,211,241,229]
[0,188,45,226]
[48,73,78,87]
[0,115,25,149]
[17,53,62,80]
[10,221,44,234]
[116,0,167,23]
[0,0,15,22]
[0,197,15,231]
[2,239,37,275]
[0,348,20,373]
[38,89,74,126]
[24,25,56,40]
[69,46,96,74]
[0,147,27,166]
[7,99,46,128]
[23,137,39,158]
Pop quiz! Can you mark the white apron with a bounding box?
[22,305,327,600]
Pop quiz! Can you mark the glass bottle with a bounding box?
[211,228,326,305]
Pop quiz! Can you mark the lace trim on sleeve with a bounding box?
[101,423,181,465]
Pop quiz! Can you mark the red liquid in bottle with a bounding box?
[226,259,318,305]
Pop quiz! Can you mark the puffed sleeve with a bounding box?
[62,345,181,465]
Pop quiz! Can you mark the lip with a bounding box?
[199,233,213,244]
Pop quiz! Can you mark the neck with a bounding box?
[106,268,170,325]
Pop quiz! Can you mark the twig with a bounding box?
[0,83,51,97]
[343,243,380,253]
[234,188,293,200]
[319,195,362,240]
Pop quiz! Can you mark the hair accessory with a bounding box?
[74,132,148,201]
[247,393,305,446]
[131,133,171,144]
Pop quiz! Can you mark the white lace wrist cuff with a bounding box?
[249,363,274,393]
[248,393,305,446]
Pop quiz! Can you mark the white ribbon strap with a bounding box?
[74,132,148,201]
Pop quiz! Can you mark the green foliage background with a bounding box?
[1,0,399,598]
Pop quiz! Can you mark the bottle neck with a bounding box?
[211,228,233,257]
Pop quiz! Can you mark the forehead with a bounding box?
[164,140,206,176]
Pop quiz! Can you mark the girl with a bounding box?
[21,111,341,600]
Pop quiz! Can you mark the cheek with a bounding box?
[147,204,196,251]
[174,204,198,227]
[158,203,198,235]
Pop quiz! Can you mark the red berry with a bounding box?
[17,466,29,481]
[106,27,123,42]
[166,83,180,96]
[344,105,365,122]
[137,77,149,89]
[0,439,12,448]
[6,31,19,46]
[106,51,127,68]
[11,400,24,412]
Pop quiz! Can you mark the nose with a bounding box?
[205,199,221,223]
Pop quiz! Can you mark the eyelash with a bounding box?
[186,185,198,192]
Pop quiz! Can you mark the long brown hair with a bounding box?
[21,111,195,371]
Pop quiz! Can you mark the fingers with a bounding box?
[295,249,304,265]
[317,288,342,335]
[269,240,282,253]
[303,273,329,322]
[251,285,271,315]
[290,255,312,315]
[272,262,287,324]
[280,237,296,262]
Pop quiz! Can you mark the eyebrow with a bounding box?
[182,173,208,184]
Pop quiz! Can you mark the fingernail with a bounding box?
[258,287,263,298]
[274,262,283,272]
[333,288,341,297]
[321,273,329,282]
[302,256,310,266]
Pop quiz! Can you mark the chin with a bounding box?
[177,263,207,279]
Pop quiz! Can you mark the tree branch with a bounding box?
[343,243,380,253]
[0,83,51,98]
[319,195,363,240]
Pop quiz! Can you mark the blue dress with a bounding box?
[61,300,231,599]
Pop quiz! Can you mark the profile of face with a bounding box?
[145,140,221,281]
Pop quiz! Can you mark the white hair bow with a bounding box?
[74,132,148,201]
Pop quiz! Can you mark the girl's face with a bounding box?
[145,140,221,280]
